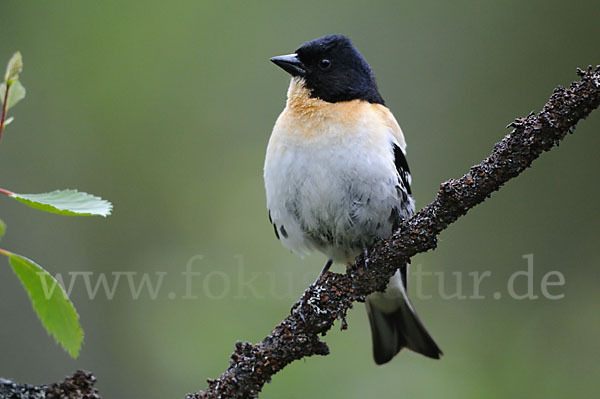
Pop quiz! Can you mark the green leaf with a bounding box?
[0,80,26,110]
[9,189,112,216]
[0,219,5,240]
[0,249,83,358]
[4,51,23,83]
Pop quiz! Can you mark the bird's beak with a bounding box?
[270,53,306,77]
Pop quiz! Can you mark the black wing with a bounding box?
[388,143,414,230]
[393,143,412,196]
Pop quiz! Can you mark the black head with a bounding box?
[270,35,384,104]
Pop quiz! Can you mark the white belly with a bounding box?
[264,112,410,264]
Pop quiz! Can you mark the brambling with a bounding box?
[264,34,441,364]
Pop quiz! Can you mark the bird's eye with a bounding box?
[319,58,331,70]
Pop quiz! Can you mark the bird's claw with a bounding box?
[291,295,308,322]
[291,261,332,323]
[363,248,370,270]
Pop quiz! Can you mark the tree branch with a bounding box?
[0,370,101,399]
[186,65,600,399]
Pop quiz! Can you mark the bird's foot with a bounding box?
[290,294,309,323]
[362,248,370,270]
[291,259,333,323]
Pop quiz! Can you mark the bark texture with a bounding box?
[0,370,100,399]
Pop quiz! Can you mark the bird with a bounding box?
[264,34,441,364]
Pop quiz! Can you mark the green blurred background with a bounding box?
[1,1,599,398]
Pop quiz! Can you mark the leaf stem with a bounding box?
[0,82,9,143]
[0,187,15,196]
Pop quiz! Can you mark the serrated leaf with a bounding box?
[0,80,26,110]
[4,52,23,82]
[0,219,5,240]
[9,189,112,216]
[0,249,83,358]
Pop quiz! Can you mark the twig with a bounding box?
[186,65,600,399]
[0,80,9,143]
[0,370,101,399]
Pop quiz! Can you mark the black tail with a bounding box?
[365,270,442,364]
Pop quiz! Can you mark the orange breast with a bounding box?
[269,77,406,151]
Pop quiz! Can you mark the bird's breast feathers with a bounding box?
[264,78,412,262]
[269,78,406,149]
